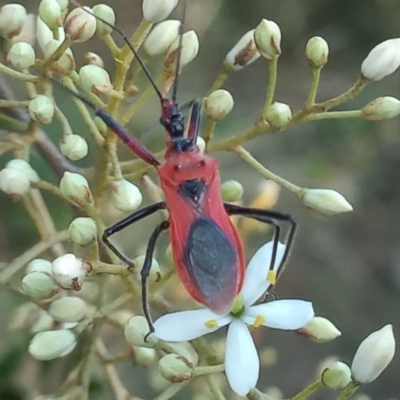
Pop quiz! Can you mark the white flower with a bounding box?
[154,241,314,396]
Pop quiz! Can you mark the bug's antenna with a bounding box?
[69,0,164,101]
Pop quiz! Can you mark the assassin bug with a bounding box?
[58,3,297,330]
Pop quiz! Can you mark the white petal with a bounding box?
[248,300,314,330]
[225,320,259,395]
[241,241,286,306]
[153,309,231,342]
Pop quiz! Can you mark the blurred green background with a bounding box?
[1,0,400,399]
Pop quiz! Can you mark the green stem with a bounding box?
[0,112,27,133]
[291,380,323,400]
[305,110,362,120]
[306,67,322,107]
[333,381,359,400]
[261,55,278,119]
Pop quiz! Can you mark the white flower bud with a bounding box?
[144,20,180,57]
[59,172,93,207]
[167,342,199,366]
[321,361,352,389]
[38,0,62,29]
[254,19,281,59]
[306,36,329,68]
[28,95,54,125]
[205,89,234,121]
[84,52,104,67]
[52,253,90,290]
[0,4,27,38]
[361,38,400,81]
[55,0,68,13]
[110,179,143,212]
[22,272,58,299]
[158,353,193,382]
[351,324,396,383]
[124,315,158,348]
[361,96,400,120]
[196,136,205,155]
[0,167,30,196]
[68,217,97,246]
[30,312,55,334]
[7,42,35,70]
[164,30,199,72]
[298,316,341,343]
[26,259,53,275]
[7,159,40,183]
[48,296,87,322]
[301,188,353,216]
[265,101,292,128]
[133,255,161,284]
[92,4,115,37]
[225,29,260,71]
[59,134,88,161]
[221,180,244,202]
[64,6,96,43]
[36,16,65,52]
[135,346,156,366]
[29,329,76,360]
[142,0,179,23]
[43,39,75,75]
[79,64,113,95]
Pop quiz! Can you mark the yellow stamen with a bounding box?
[205,319,218,329]
[253,315,266,328]
[267,270,277,285]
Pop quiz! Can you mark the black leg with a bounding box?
[102,202,166,267]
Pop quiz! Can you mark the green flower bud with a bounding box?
[322,361,352,389]
[68,217,97,246]
[297,316,341,343]
[38,0,62,29]
[124,315,158,348]
[30,312,55,334]
[84,51,104,68]
[64,6,96,43]
[59,134,88,161]
[22,271,58,299]
[144,20,180,57]
[221,180,243,202]
[55,0,68,13]
[254,19,281,59]
[158,353,193,382]
[0,4,27,38]
[7,42,35,70]
[205,89,234,121]
[133,255,161,284]
[48,296,87,322]
[110,179,143,212]
[26,259,53,275]
[225,29,260,71]
[142,0,179,23]
[52,253,90,290]
[164,30,199,72]
[167,342,199,366]
[59,172,93,207]
[43,39,75,75]
[306,36,329,68]
[301,188,353,216]
[36,16,64,52]
[6,159,39,183]
[28,95,54,125]
[265,101,292,128]
[0,167,30,196]
[79,64,113,95]
[362,96,400,120]
[29,329,76,360]
[92,4,115,37]
[135,346,156,366]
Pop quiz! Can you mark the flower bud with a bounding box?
[301,188,353,216]
[205,89,234,121]
[68,217,97,246]
[92,4,115,37]
[144,20,180,57]
[36,16,65,52]
[135,346,156,366]
[56,0,69,13]
[142,0,179,23]
[26,259,53,275]
[306,36,329,68]
[361,38,400,81]
[265,101,292,128]
[0,4,27,38]
[59,134,88,161]
[133,255,161,284]
[84,52,104,67]
[0,167,30,196]
[108,310,133,327]
[322,361,352,389]
[361,96,400,120]
[124,315,159,348]
[196,137,205,155]
[38,0,62,29]
[351,324,395,383]
[7,42,35,70]
[43,39,75,75]
[225,29,260,71]
[254,19,281,59]
[164,30,199,72]
[64,6,96,43]
[79,64,113,95]
[28,95,54,125]
[48,296,87,322]
[110,179,143,212]
[59,172,93,207]
[6,159,39,183]
[158,354,193,382]
[31,312,55,334]
[22,272,58,299]
[29,329,76,360]
[298,317,341,343]
[52,253,90,290]
[221,180,243,202]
